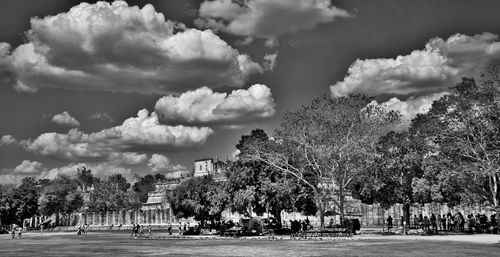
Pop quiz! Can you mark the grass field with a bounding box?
[1,231,500,256]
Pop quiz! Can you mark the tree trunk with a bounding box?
[339,187,345,219]
[489,174,498,206]
[316,204,325,229]
[403,202,410,224]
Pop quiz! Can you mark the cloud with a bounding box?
[51,111,81,127]
[330,33,500,97]
[17,109,214,161]
[147,154,189,178]
[0,135,17,146]
[13,160,44,174]
[155,84,275,125]
[196,0,350,38]
[0,1,261,94]
[371,92,448,129]
[89,112,115,123]
[39,162,132,180]
[263,52,278,71]
[0,174,25,185]
[264,37,279,48]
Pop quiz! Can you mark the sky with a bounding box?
[1,0,500,184]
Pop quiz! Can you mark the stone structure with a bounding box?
[140,179,180,224]
[193,157,229,181]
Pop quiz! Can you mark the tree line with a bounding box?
[170,66,500,229]
[0,169,169,226]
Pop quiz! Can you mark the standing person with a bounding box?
[430,214,437,233]
[440,215,446,231]
[148,225,152,237]
[167,223,172,235]
[139,224,144,237]
[131,223,138,237]
[178,222,182,235]
[413,215,419,229]
[184,222,187,233]
[40,224,44,236]
[387,215,393,233]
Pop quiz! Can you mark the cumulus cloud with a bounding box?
[263,52,278,71]
[13,160,44,174]
[147,154,188,178]
[38,162,132,180]
[17,109,214,161]
[0,1,261,94]
[0,135,17,146]
[89,112,115,123]
[51,111,81,127]
[155,84,275,125]
[330,33,500,97]
[196,0,350,38]
[371,92,448,129]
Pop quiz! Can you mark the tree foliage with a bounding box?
[242,95,400,228]
[169,176,221,224]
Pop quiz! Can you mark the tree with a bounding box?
[353,131,425,223]
[88,175,138,212]
[0,184,16,225]
[38,175,83,225]
[169,176,221,226]
[229,129,310,225]
[132,173,165,203]
[76,166,94,191]
[411,77,500,206]
[242,95,400,228]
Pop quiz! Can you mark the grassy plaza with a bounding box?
[1,231,500,256]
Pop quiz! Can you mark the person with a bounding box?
[440,215,446,231]
[167,223,172,235]
[387,215,393,232]
[148,225,152,237]
[430,214,437,233]
[423,216,430,233]
[130,223,136,236]
[12,225,16,239]
[118,224,122,230]
[329,218,334,228]
[413,215,420,229]
[179,222,182,235]
[40,224,44,236]
[301,220,308,238]
[139,224,144,237]
[77,225,82,235]
[109,224,114,230]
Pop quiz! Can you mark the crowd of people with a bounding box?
[387,212,498,234]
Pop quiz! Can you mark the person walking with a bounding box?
[387,215,393,233]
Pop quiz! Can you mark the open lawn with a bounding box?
[1,231,500,256]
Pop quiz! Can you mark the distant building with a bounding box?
[142,179,179,211]
[193,157,230,181]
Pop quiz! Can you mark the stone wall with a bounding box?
[26,203,497,229]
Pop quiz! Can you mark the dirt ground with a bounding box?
[1,231,500,256]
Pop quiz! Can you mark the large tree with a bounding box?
[169,176,221,226]
[353,131,426,223]
[38,175,83,225]
[411,77,500,206]
[242,95,399,228]
[227,129,313,225]
[88,174,139,212]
